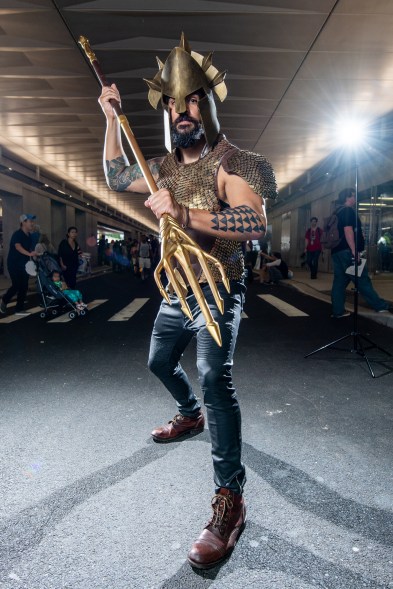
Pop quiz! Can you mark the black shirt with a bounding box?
[332,206,365,254]
[7,228,32,270]
[58,239,81,272]
[279,259,289,279]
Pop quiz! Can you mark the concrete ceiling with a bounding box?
[1,0,393,231]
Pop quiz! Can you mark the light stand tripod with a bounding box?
[305,160,391,378]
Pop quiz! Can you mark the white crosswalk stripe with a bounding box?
[85,299,108,311]
[0,306,42,323]
[48,299,108,323]
[258,294,309,317]
[108,298,149,321]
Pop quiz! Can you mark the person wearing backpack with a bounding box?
[330,187,392,318]
[304,217,323,279]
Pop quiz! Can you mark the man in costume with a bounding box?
[99,34,277,569]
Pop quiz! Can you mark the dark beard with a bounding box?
[170,115,204,148]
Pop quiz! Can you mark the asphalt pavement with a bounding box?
[0,270,392,589]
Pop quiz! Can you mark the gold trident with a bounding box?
[78,36,230,346]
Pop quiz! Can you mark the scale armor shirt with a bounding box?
[157,137,277,283]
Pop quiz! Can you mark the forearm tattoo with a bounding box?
[106,156,141,190]
[210,205,265,234]
[106,156,162,191]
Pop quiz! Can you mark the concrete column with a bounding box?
[1,193,23,277]
[51,201,67,253]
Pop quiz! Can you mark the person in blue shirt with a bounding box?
[0,214,36,316]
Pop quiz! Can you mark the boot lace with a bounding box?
[209,493,234,534]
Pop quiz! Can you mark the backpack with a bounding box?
[320,206,345,249]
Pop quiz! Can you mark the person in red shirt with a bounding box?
[304,217,323,279]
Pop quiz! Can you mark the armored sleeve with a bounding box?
[222,149,278,200]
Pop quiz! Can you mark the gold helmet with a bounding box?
[144,33,227,150]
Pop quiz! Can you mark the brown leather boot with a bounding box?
[151,412,204,443]
[188,488,246,569]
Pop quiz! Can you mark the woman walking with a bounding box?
[58,226,82,289]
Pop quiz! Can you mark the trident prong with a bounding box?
[155,214,230,346]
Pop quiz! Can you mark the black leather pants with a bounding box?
[148,280,247,494]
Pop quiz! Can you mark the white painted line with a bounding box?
[86,299,108,311]
[48,313,74,323]
[258,294,309,317]
[0,306,42,323]
[241,311,248,319]
[108,298,149,322]
[48,299,108,323]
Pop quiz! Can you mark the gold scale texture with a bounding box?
[158,137,277,283]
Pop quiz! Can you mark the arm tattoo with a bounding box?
[147,157,163,181]
[105,156,143,191]
[106,156,162,191]
[210,205,265,234]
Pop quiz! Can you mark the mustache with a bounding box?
[172,114,200,126]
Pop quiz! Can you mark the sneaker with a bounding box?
[331,312,350,318]
[0,299,6,314]
[15,310,31,316]
[377,307,393,313]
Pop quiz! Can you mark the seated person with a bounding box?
[259,251,289,284]
[50,270,87,311]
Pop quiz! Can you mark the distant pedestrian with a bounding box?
[0,214,36,316]
[331,188,392,318]
[138,235,151,280]
[34,233,56,257]
[148,234,160,270]
[30,221,41,249]
[304,217,323,279]
[58,226,82,289]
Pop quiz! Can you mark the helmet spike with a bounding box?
[210,70,227,88]
[143,77,162,93]
[202,52,213,72]
[179,32,192,54]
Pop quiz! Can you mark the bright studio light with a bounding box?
[334,117,367,148]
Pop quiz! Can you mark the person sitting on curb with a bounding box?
[259,251,289,284]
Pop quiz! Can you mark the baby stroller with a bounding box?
[33,253,87,320]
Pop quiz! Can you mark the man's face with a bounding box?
[22,219,34,233]
[168,93,204,148]
[347,193,356,207]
